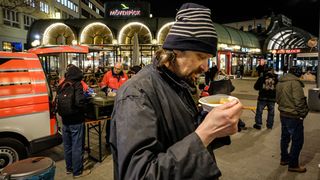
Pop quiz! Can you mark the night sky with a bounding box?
[148,0,319,36]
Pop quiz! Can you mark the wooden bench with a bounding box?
[85,117,111,162]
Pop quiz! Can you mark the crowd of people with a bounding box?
[54,3,315,179]
[55,62,142,178]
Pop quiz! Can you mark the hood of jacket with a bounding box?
[279,73,304,87]
[65,65,83,81]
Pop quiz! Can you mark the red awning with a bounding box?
[28,45,89,55]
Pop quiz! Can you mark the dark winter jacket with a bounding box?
[276,73,309,119]
[205,65,218,84]
[254,72,278,102]
[58,65,85,125]
[110,61,221,180]
[208,79,235,95]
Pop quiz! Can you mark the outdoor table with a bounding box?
[84,95,115,162]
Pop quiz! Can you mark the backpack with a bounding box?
[56,81,77,116]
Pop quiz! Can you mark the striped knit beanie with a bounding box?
[163,3,218,56]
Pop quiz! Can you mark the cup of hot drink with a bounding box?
[198,94,239,112]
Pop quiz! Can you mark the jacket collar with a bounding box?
[156,63,196,94]
[280,73,305,87]
[153,58,198,114]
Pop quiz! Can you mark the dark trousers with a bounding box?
[255,100,275,128]
[280,116,304,168]
[62,123,85,176]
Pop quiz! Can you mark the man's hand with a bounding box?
[195,99,243,147]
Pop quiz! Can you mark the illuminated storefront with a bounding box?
[264,27,317,73]
[27,18,166,72]
[214,23,261,75]
[27,1,262,76]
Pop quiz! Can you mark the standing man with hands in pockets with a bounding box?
[276,66,309,173]
[109,3,243,180]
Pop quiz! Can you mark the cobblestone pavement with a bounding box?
[33,77,320,180]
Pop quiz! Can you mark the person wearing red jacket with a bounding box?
[100,62,128,93]
[100,62,128,148]
[58,64,89,93]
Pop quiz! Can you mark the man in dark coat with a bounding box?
[110,3,243,180]
[253,70,278,130]
[205,62,218,85]
[239,63,244,79]
[257,59,267,77]
[283,63,288,75]
[57,64,91,178]
[276,66,309,173]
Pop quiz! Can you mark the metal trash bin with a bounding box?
[308,88,320,111]
[0,157,55,180]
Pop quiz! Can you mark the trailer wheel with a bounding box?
[0,138,27,171]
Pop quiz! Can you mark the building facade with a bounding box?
[224,14,318,73]
[0,0,104,51]
[224,16,272,33]
[26,17,262,77]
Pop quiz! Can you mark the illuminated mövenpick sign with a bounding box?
[105,2,150,17]
[109,9,141,16]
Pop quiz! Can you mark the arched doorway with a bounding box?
[118,22,153,67]
[157,22,174,45]
[80,22,114,45]
[80,22,115,73]
[264,27,314,72]
[42,23,75,45]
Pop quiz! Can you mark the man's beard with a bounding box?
[170,61,203,85]
[183,68,203,85]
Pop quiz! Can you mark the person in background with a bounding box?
[283,63,288,75]
[276,66,309,173]
[253,68,278,130]
[204,65,211,85]
[238,62,244,79]
[100,62,128,94]
[301,70,316,81]
[85,65,93,73]
[217,69,228,80]
[127,65,142,78]
[211,61,218,79]
[95,65,104,80]
[257,59,267,77]
[59,64,89,93]
[110,3,243,179]
[100,62,128,147]
[57,65,91,178]
[205,62,218,85]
